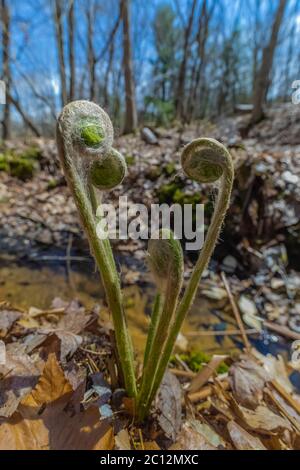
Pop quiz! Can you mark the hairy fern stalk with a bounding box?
[56,101,234,421]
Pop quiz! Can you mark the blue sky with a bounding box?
[3,0,300,124]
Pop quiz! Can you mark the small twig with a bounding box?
[175,353,191,372]
[188,355,228,393]
[188,379,230,403]
[138,429,145,451]
[221,272,251,351]
[79,346,109,356]
[186,328,258,337]
[29,307,66,317]
[264,321,300,341]
[170,368,196,379]
[30,255,90,262]
[87,354,100,373]
[66,233,75,291]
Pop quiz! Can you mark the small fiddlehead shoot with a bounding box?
[138,138,234,419]
[137,229,184,420]
[56,101,137,398]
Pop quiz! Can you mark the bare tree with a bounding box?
[53,0,68,106]
[68,0,76,101]
[187,0,214,121]
[120,0,137,133]
[251,0,288,124]
[175,0,197,121]
[1,0,11,140]
[9,93,41,137]
[85,0,97,101]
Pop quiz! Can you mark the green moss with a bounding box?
[125,155,135,166]
[0,149,38,180]
[0,154,9,172]
[157,182,182,203]
[164,162,176,176]
[171,350,229,374]
[9,158,36,180]
[20,147,41,160]
[146,166,162,181]
[157,182,201,207]
[47,178,59,190]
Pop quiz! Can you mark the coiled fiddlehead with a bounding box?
[56,100,137,398]
[138,138,234,420]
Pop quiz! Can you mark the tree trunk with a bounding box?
[120,0,137,134]
[251,0,287,124]
[1,0,11,140]
[86,2,96,101]
[187,0,212,121]
[54,0,68,107]
[68,0,75,101]
[175,0,197,121]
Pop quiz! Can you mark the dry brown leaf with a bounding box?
[264,388,300,434]
[227,420,266,450]
[0,353,114,450]
[143,441,160,450]
[0,340,5,365]
[36,329,82,363]
[0,407,114,450]
[115,429,131,450]
[155,371,182,441]
[56,299,93,334]
[0,343,43,418]
[21,353,73,406]
[232,401,293,435]
[170,422,218,450]
[18,316,40,329]
[229,355,267,409]
[0,309,21,337]
[260,354,293,394]
[190,419,225,448]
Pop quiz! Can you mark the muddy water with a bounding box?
[0,262,244,358]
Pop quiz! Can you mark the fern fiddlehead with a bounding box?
[56,100,137,398]
[138,138,234,420]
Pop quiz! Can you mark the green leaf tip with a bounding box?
[90,148,127,190]
[79,118,104,149]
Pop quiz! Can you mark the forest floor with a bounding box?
[0,103,300,449]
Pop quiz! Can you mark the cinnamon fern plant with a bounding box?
[56,100,234,421]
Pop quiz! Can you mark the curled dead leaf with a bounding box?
[229,355,267,409]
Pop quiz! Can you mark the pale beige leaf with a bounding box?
[170,422,217,450]
[234,403,293,434]
[115,429,131,450]
[0,340,5,365]
[227,421,266,450]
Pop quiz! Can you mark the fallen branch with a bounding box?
[221,272,251,351]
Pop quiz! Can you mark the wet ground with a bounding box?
[0,252,292,362]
